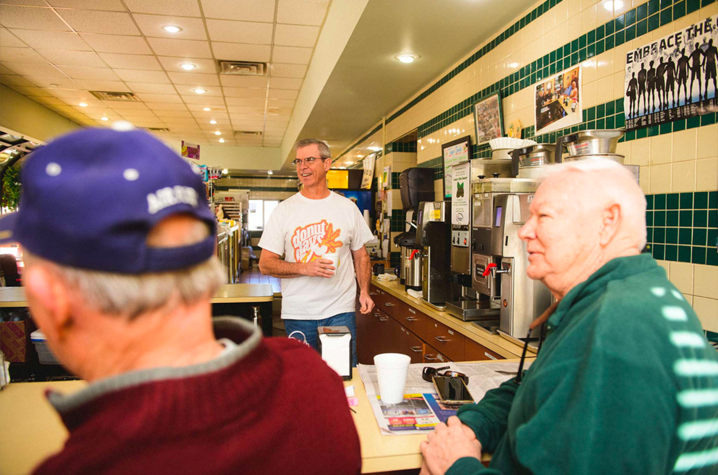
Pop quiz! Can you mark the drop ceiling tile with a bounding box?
[219,75,267,88]
[25,76,80,88]
[167,72,219,86]
[176,85,222,96]
[153,110,193,118]
[225,97,265,107]
[80,34,152,55]
[10,30,92,51]
[158,56,216,73]
[268,88,298,100]
[212,42,270,62]
[267,98,295,108]
[200,0,274,22]
[271,45,312,65]
[161,117,198,124]
[114,108,156,117]
[0,5,72,31]
[48,0,125,10]
[274,24,319,48]
[0,74,35,86]
[38,49,106,67]
[206,19,273,44]
[221,86,265,98]
[104,101,148,110]
[123,0,201,16]
[120,116,162,123]
[144,102,187,110]
[147,38,212,58]
[0,0,46,5]
[134,93,183,103]
[1,62,66,77]
[269,77,302,90]
[57,10,140,35]
[180,94,225,104]
[32,96,66,105]
[186,104,225,113]
[0,47,50,63]
[270,63,306,79]
[0,64,15,74]
[0,27,25,48]
[75,79,130,92]
[45,87,93,98]
[228,105,262,114]
[98,53,162,71]
[57,66,120,80]
[70,104,105,113]
[126,82,177,94]
[133,14,207,41]
[277,0,329,26]
[114,69,169,83]
[7,85,52,96]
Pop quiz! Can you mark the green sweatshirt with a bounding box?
[452,254,718,475]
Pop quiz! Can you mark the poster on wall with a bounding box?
[473,93,504,145]
[624,14,718,131]
[451,162,471,226]
[534,65,582,135]
[361,153,375,189]
[441,135,471,200]
[181,141,200,159]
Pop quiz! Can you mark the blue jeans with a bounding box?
[284,312,357,367]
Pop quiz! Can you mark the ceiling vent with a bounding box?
[146,127,170,133]
[219,61,266,76]
[234,131,263,137]
[90,91,141,102]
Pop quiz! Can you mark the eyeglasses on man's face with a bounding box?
[292,157,327,167]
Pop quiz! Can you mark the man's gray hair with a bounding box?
[24,218,225,319]
[295,138,331,159]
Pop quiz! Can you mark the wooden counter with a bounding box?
[1,363,516,475]
[371,277,532,359]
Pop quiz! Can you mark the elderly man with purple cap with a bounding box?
[420,159,718,475]
[0,128,361,475]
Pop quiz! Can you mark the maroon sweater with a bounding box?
[33,318,362,475]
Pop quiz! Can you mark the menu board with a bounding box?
[442,136,471,199]
[451,162,471,226]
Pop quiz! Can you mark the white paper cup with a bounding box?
[322,253,339,275]
[374,353,411,404]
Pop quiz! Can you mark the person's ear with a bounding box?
[599,203,622,246]
[324,158,332,172]
[23,264,72,343]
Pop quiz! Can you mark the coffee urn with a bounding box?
[555,129,639,181]
[416,201,452,309]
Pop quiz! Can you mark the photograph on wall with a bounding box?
[534,65,582,134]
[441,135,471,200]
[624,14,718,131]
[473,93,504,144]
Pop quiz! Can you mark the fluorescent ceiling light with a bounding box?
[268,171,273,175]
[180,63,196,71]
[209,120,217,124]
[203,107,211,111]
[100,117,109,121]
[214,131,221,136]
[163,25,182,33]
[345,161,354,165]
[193,88,206,94]
[78,103,88,107]
[219,138,225,143]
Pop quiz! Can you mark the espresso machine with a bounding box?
[471,178,552,341]
[394,168,434,290]
[446,159,513,322]
[416,201,452,309]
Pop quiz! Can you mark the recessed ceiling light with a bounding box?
[100,117,109,121]
[219,138,225,143]
[163,25,182,33]
[267,171,273,175]
[222,168,228,174]
[180,62,196,71]
[209,120,217,124]
[395,54,418,64]
[214,131,221,136]
[194,88,206,94]
[203,107,211,111]
[346,161,354,165]
[78,102,88,107]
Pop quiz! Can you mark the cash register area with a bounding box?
[1,0,718,473]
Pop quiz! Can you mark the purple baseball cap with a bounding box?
[0,128,216,273]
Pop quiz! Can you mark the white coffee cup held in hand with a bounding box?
[374,353,411,404]
[322,252,339,276]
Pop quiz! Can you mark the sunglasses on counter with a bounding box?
[422,366,469,385]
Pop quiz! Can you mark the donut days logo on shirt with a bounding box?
[291,219,343,263]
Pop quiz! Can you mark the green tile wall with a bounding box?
[646,192,718,266]
[385,141,418,154]
[390,209,407,232]
[390,251,401,268]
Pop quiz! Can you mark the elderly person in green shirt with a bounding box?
[421,159,718,475]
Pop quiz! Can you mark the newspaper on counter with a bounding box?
[358,361,532,435]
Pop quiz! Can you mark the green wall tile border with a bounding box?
[386,0,563,126]
[385,140,418,154]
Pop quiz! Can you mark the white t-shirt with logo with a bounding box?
[258,191,374,320]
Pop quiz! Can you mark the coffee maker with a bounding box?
[416,201,452,309]
[394,168,434,290]
[555,129,639,181]
[471,178,552,341]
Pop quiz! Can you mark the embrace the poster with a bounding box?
[624,14,718,131]
[534,66,582,134]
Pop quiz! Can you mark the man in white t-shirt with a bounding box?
[258,139,375,366]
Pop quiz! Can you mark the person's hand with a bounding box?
[302,258,335,278]
[420,417,482,475]
[358,292,375,314]
[419,462,432,475]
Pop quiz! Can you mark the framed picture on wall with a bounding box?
[473,92,504,145]
[441,135,471,200]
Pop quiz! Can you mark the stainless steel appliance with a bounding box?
[416,201,452,309]
[510,143,556,179]
[397,169,434,290]
[555,129,639,181]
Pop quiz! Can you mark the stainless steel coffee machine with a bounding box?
[555,129,639,181]
[416,201,452,309]
[471,178,552,342]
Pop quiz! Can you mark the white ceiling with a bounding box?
[0,0,331,147]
